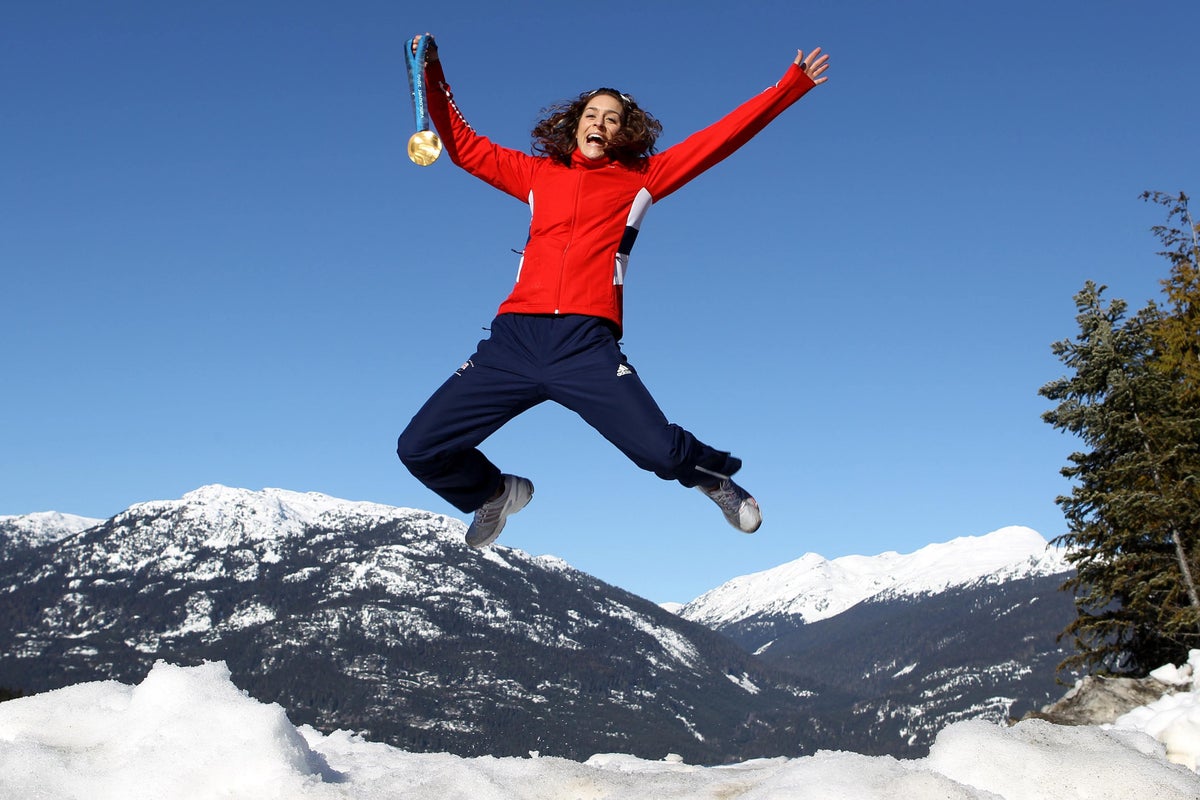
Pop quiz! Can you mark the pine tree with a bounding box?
[1142,191,1200,403]
[1140,191,1200,661]
[1040,194,1200,676]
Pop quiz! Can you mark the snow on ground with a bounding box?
[1,656,1199,800]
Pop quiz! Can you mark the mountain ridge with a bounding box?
[2,486,1066,612]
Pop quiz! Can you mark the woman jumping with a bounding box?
[398,36,830,547]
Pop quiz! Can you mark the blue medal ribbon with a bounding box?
[404,34,442,166]
[406,34,431,134]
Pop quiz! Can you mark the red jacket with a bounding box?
[425,58,816,334]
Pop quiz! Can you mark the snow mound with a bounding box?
[2,658,1199,799]
[1111,650,1200,771]
[0,661,334,800]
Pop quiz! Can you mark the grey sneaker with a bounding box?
[465,474,533,548]
[698,478,761,533]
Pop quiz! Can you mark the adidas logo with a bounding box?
[616,363,634,377]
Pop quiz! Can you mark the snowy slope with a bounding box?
[680,526,1071,629]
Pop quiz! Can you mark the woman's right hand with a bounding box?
[411,34,438,63]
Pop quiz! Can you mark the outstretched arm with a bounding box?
[645,47,830,200]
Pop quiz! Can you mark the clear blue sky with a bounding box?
[3,1,1198,604]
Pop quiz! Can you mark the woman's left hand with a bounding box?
[794,47,829,84]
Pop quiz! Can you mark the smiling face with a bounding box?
[574,93,624,160]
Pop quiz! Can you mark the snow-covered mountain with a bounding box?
[679,525,1070,630]
[674,527,1077,755]
[0,487,1079,759]
[0,511,101,559]
[0,485,831,763]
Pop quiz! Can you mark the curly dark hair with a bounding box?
[531,88,663,167]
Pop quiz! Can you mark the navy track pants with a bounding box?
[397,314,742,513]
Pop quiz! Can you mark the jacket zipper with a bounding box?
[554,168,586,315]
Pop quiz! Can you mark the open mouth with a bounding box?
[586,134,605,145]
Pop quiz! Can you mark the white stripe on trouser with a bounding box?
[694,465,731,483]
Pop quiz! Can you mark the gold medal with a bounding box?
[407,130,442,166]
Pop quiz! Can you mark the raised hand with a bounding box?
[794,47,829,84]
